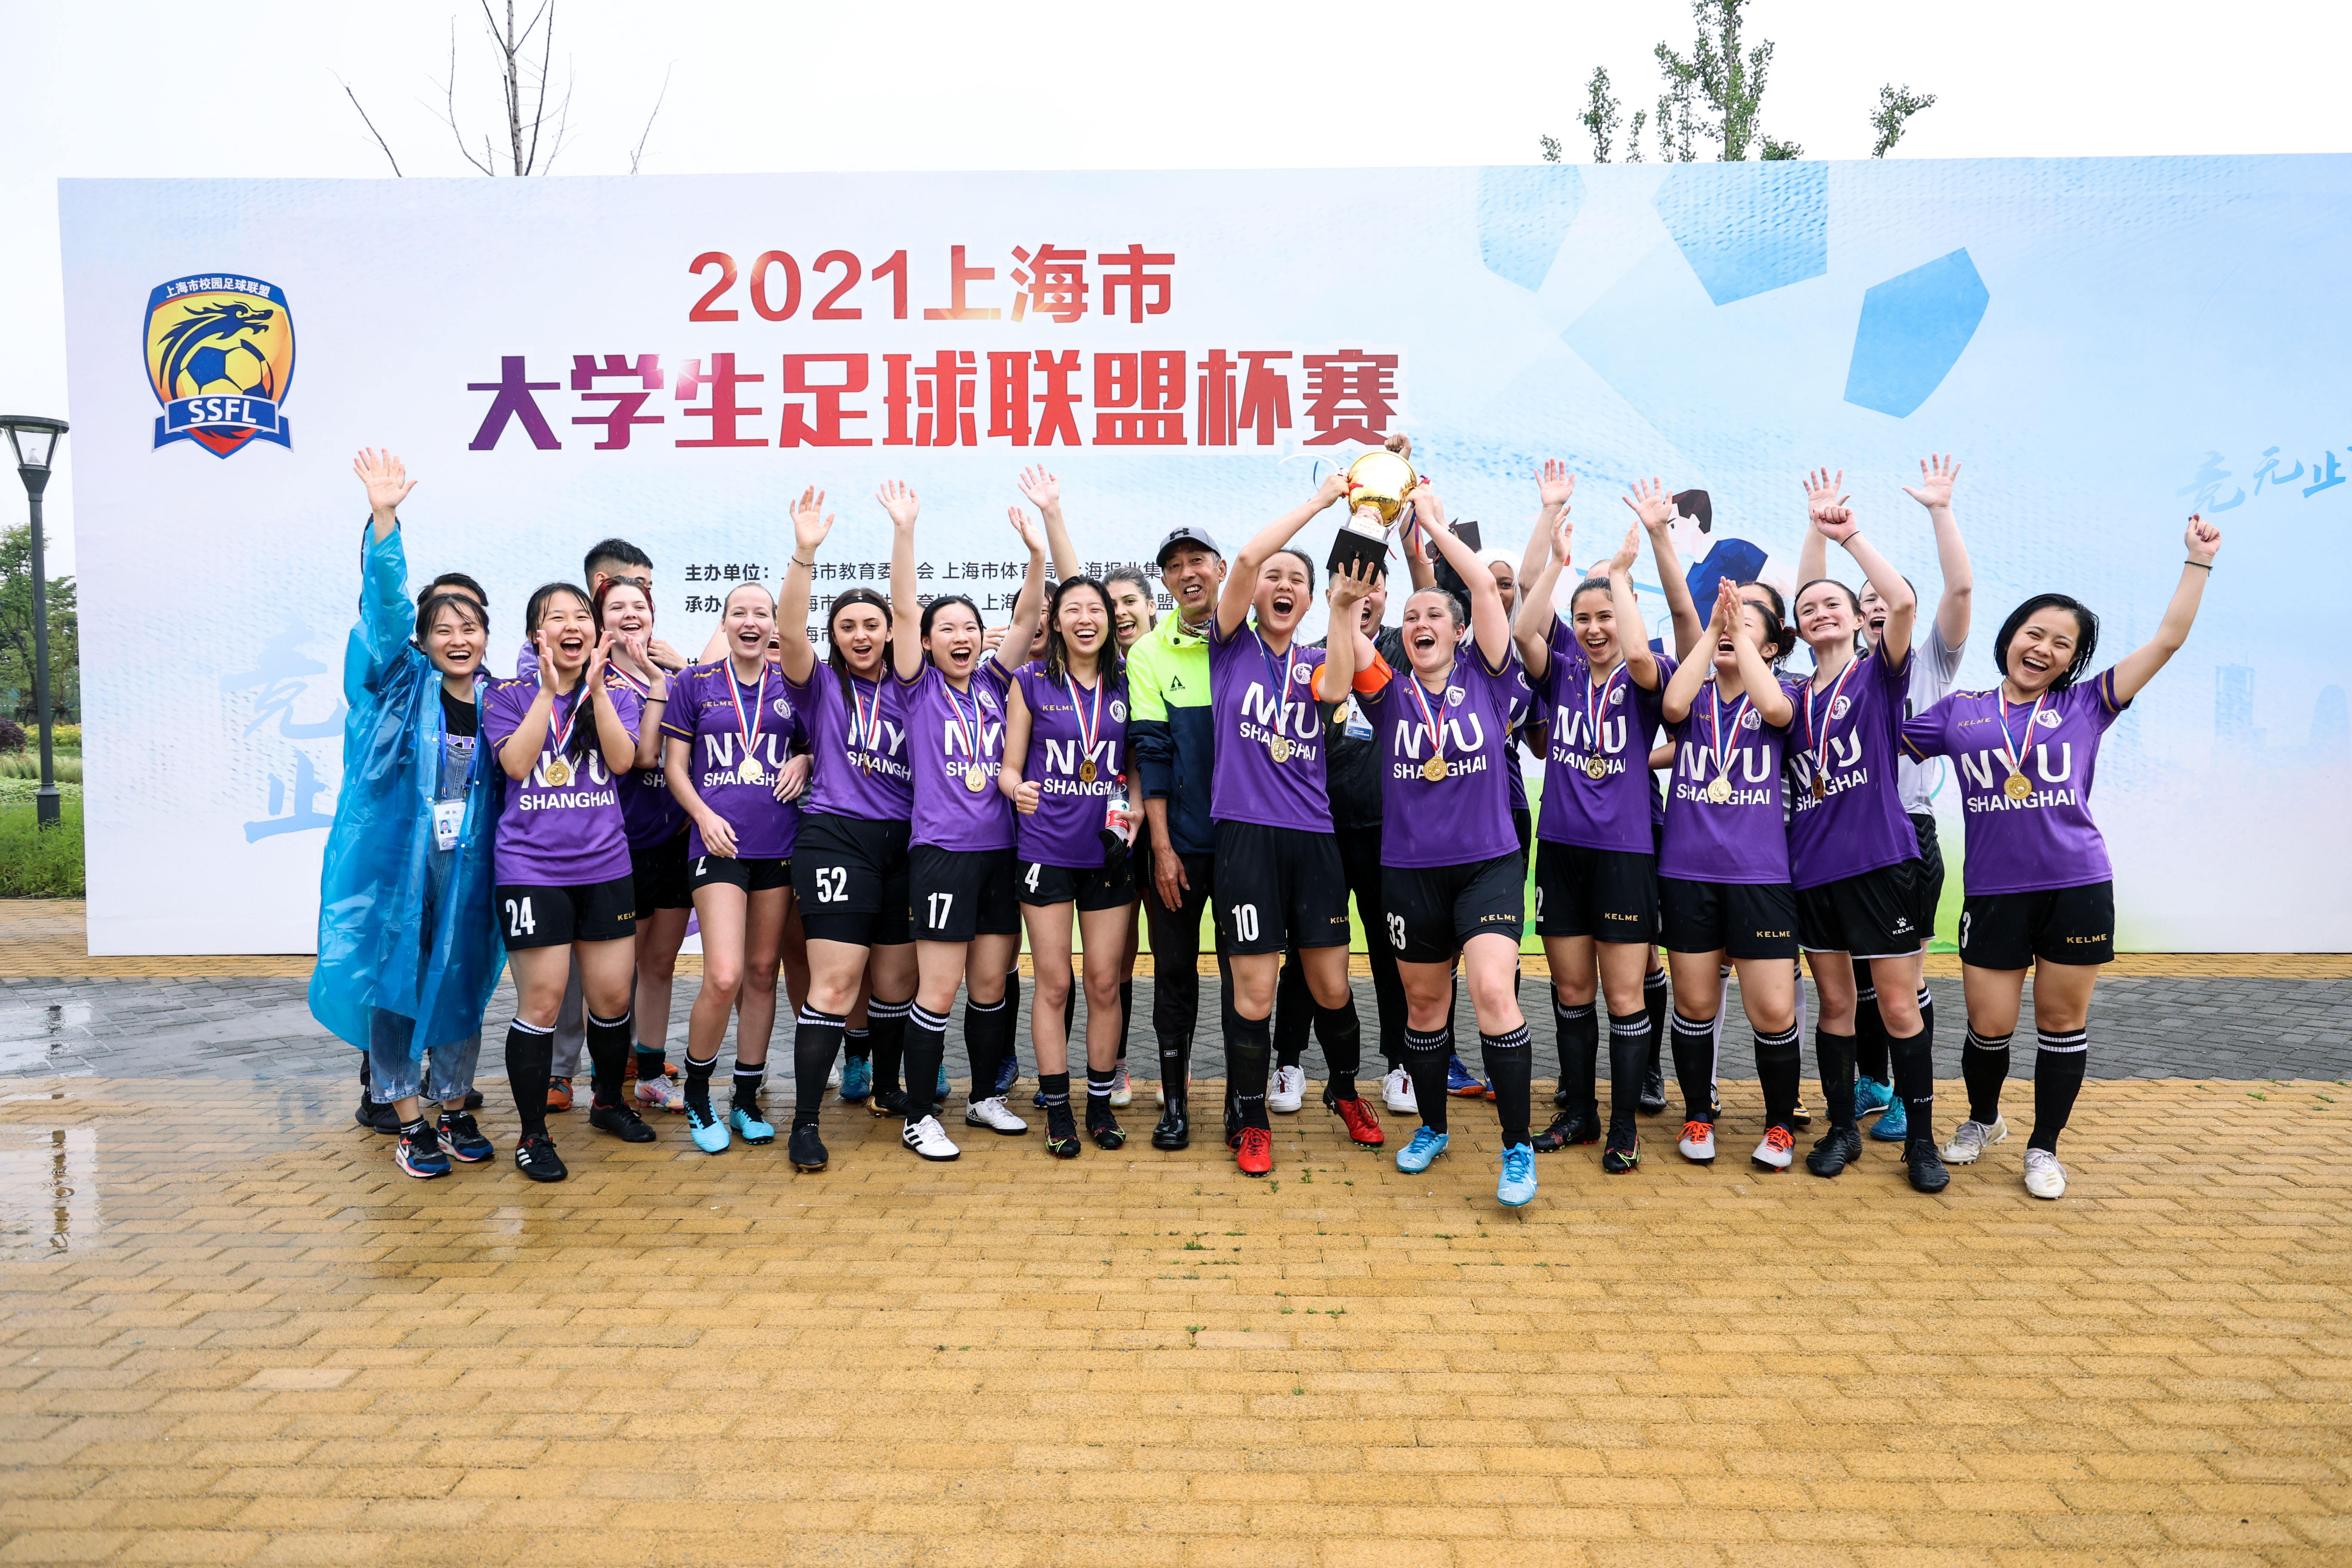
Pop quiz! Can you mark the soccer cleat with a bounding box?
[396,1122,450,1179]
[1445,1054,1487,1098]
[513,1133,567,1183]
[1044,1102,1081,1159]
[1804,1124,1863,1178]
[1531,1108,1600,1152]
[964,1096,1029,1136]
[1331,1094,1384,1148]
[1940,1115,2008,1165]
[729,1103,777,1145]
[936,1064,953,1101]
[870,1087,909,1119]
[436,1110,494,1164]
[1788,1096,1812,1130]
[1638,1060,1668,1115]
[1552,1082,1574,1109]
[684,1097,730,1155]
[787,1122,829,1172]
[1869,1093,1910,1141]
[1032,1087,1050,1109]
[1381,1065,1418,1114]
[1087,1107,1126,1150]
[546,1077,573,1113]
[1853,1075,1895,1116]
[589,1101,658,1143]
[1234,1126,1274,1176]
[839,1057,873,1103]
[1268,1064,1306,1114]
[902,1115,960,1161]
[993,1052,1020,1097]
[1602,1123,1641,1174]
[1677,1120,1717,1164]
[1752,1125,1795,1171]
[1904,1136,1951,1194]
[1395,1126,1449,1173]
[2022,1147,2067,1199]
[1109,1066,1132,1107]
[1496,1143,1538,1207]
[1152,1098,1190,1151]
[636,1073,686,1114]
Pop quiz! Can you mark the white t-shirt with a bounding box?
[1897,617,1964,816]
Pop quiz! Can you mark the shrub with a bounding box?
[0,717,22,753]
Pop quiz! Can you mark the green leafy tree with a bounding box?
[1871,83,1937,156]
[0,526,79,726]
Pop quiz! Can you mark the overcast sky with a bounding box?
[6,0,2347,573]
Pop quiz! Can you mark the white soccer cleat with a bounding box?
[1268,1065,1305,1114]
[1941,1116,2009,1165]
[1109,1066,1132,1107]
[963,1096,1029,1135]
[1751,1125,1794,1171]
[1677,1121,1716,1164]
[2022,1147,2067,1199]
[901,1115,960,1161]
[1381,1065,1418,1115]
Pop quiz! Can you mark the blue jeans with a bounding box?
[368,1009,483,1104]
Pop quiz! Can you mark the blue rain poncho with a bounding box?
[308,523,505,1059]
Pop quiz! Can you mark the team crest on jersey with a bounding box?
[1829,695,1851,720]
[1292,665,1313,685]
[2036,709,2062,728]
[144,273,295,458]
[772,698,792,718]
[980,690,999,711]
[1610,686,1626,704]
[1741,709,1762,728]
[1446,686,1465,704]
[1109,698,1127,721]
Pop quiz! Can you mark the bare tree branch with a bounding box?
[337,79,404,176]
[438,19,497,175]
[629,64,672,174]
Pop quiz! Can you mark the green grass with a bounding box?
[0,799,85,897]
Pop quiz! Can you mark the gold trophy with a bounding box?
[1327,438,1418,580]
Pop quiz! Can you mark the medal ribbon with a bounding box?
[848,675,883,757]
[943,679,985,767]
[1405,670,1449,771]
[1707,680,1752,787]
[1583,657,1627,769]
[1068,672,1104,774]
[726,666,768,773]
[1253,628,1297,743]
[1802,655,1861,787]
[546,678,585,762]
[1994,688,2049,780]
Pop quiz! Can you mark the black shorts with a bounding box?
[1911,812,1945,939]
[497,876,637,951]
[629,833,692,913]
[910,844,1022,942]
[1658,877,1798,961]
[1019,853,1137,913]
[690,853,792,894]
[793,813,913,948]
[1797,860,1926,959]
[1960,881,2115,970]
[1382,853,1525,962]
[1213,819,1350,955]
[1532,839,1658,943]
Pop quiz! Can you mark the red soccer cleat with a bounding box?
[1332,1095,1384,1148]
[1234,1126,1274,1177]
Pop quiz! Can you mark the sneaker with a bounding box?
[1268,1065,1306,1114]
[462,1090,485,1110]
[1677,1120,1716,1164]
[1395,1126,1449,1173]
[1788,1097,1812,1130]
[636,1073,686,1114]
[787,1122,829,1171]
[546,1077,573,1113]
[1752,1124,1795,1171]
[1087,1107,1127,1150]
[839,1057,873,1103]
[729,1103,777,1145]
[353,1081,377,1130]
[1602,1123,1640,1174]
[1331,1094,1383,1148]
[1804,1124,1862,1178]
[1108,1067,1132,1108]
[437,1110,493,1164]
[964,1096,1029,1136]
[1638,1060,1667,1115]
[1445,1055,1487,1098]
[1531,1108,1600,1152]
[513,1133,567,1182]
[1381,1066,1418,1115]
[992,1053,1020,1097]
[1941,1115,2008,1164]
[1497,1143,1538,1207]
[1904,1136,1950,1194]
[1045,1102,1081,1159]
[902,1115,961,1161]
[684,1097,730,1155]
[871,1087,909,1119]
[936,1064,952,1101]
[1869,1093,1909,1142]
[360,1099,401,1136]
[1853,1075,1895,1117]
[395,1122,450,1179]
[1234,1125,1274,1176]
[590,1100,658,1143]
[2022,1147,2067,1199]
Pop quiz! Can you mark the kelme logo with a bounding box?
[145,274,295,458]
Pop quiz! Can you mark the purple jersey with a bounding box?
[1360,646,1522,870]
[483,672,640,886]
[897,657,1017,852]
[660,662,806,860]
[1208,618,1332,833]
[1011,663,1127,869]
[607,671,684,848]
[1659,681,1794,885]
[786,663,913,821]
[1504,654,1536,816]
[1780,647,1920,889]
[1536,622,1674,855]
[1902,669,2131,896]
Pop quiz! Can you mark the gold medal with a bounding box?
[1810,775,1826,802]
[1421,756,1448,782]
[737,759,764,785]
[1706,775,1733,804]
[1585,756,1608,781]
[544,758,572,787]
[964,765,987,793]
[1268,735,1290,764]
[1080,761,1097,784]
[2004,771,2031,801]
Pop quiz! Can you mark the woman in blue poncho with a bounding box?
[309,448,506,1179]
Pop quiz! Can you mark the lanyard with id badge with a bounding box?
[432,683,483,852]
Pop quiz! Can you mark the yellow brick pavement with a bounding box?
[0,1073,2345,1564]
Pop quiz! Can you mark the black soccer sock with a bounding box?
[1816,1027,1858,1130]
[732,1064,765,1115]
[793,1005,847,1125]
[1962,1027,2012,1125]
[1403,1025,1450,1135]
[867,997,910,1102]
[1606,1010,1650,1129]
[1888,1025,1934,1132]
[1553,996,1599,1117]
[1314,999,1363,1101]
[504,1018,555,1139]
[1755,1023,1802,1128]
[2029,1028,2087,1152]
[1061,965,1077,1055]
[964,993,1011,1099]
[682,1049,718,1120]
[1642,966,1669,1078]
[1670,1011,1718,1124]
[843,1025,872,1063]
[1230,1011,1273,1131]
[1039,1071,1071,1129]
[1915,983,1936,1066]
[585,1009,632,1109]
[1481,1023,1534,1147]
[1273,952,1311,1070]
[1086,1064,1116,1121]
[1116,979,1133,1066]
[903,1004,949,1121]
[1852,958,1889,1084]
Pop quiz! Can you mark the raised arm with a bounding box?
[1519,459,1574,608]
[1018,466,1080,584]
[1323,562,1378,695]
[1903,454,1973,648]
[1417,486,1508,671]
[1661,582,1728,725]
[354,446,416,547]
[1628,478,1701,659]
[880,481,924,681]
[1605,523,1660,690]
[2111,517,2221,703]
[1725,579,1795,727]
[1797,467,1836,588]
[997,680,1041,815]
[778,485,831,686]
[1003,507,1049,658]
[1814,500,1917,666]
[1219,469,1348,637]
[1515,510,1573,681]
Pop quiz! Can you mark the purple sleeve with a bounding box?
[978,655,1016,702]
[658,675,698,742]
[514,639,539,680]
[2088,668,2132,724]
[606,679,644,744]
[482,680,527,750]
[1899,694,1953,760]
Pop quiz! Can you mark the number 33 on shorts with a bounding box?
[1386,912,1407,951]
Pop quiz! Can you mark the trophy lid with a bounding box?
[1342,450,1418,523]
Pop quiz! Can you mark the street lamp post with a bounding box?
[1,416,69,829]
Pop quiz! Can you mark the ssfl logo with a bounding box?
[144,274,295,458]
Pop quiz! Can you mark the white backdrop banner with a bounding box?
[58,161,2351,952]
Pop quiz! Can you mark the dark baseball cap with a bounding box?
[1155,526,1222,568]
